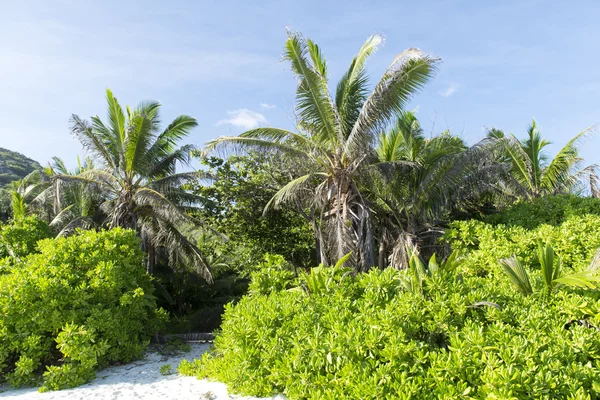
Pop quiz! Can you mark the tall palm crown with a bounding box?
[65,89,211,280]
[206,31,439,271]
[371,111,501,268]
[497,119,597,200]
[46,156,100,235]
[375,111,467,229]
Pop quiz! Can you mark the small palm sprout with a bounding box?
[399,249,461,293]
[500,241,600,296]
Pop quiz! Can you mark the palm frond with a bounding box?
[147,144,196,179]
[70,114,116,169]
[537,240,558,289]
[500,256,534,295]
[501,135,536,197]
[264,173,324,213]
[133,187,204,231]
[541,124,597,193]
[554,270,600,289]
[149,171,213,191]
[345,48,439,157]
[140,216,212,282]
[104,89,127,166]
[284,31,339,146]
[204,136,311,158]
[147,115,198,159]
[125,115,154,173]
[336,34,383,136]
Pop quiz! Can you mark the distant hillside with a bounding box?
[0,147,42,188]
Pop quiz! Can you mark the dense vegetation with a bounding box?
[180,200,600,398]
[0,148,41,188]
[0,148,41,220]
[1,29,600,396]
[0,226,165,390]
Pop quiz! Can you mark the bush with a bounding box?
[0,215,52,264]
[0,228,167,391]
[483,195,600,229]
[179,264,600,399]
[446,214,600,277]
[247,254,297,296]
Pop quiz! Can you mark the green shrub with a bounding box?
[446,214,600,277]
[247,254,297,296]
[0,228,167,391]
[160,364,174,376]
[0,215,52,264]
[483,195,600,229]
[180,264,600,399]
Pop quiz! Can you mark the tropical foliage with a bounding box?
[180,260,600,399]
[500,241,600,296]
[2,30,600,396]
[0,215,51,265]
[368,111,506,268]
[191,154,315,273]
[205,31,440,272]
[490,119,598,200]
[446,214,600,277]
[36,90,212,280]
[482,194,600,228]
[0,148,42,221]
[0,229,166,391]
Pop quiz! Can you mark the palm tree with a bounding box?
[61,89,212,281]
[44,156,105,236]
[369,111,505,268]
[9,156,102,235]
[205,31,439,272]
[493,119,597,200]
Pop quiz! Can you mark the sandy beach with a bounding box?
[0,344,276,400]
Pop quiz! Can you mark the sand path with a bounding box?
[0,344,276,400]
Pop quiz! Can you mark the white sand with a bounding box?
[0,344,278,400]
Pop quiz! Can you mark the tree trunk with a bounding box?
[147,243,155,275]
[311,216,322,264]
[378,227,386,269]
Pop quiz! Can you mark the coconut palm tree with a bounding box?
[9,156,102,235]
[205,31,439,272]
[493,119,597,200]
[369,111,506,268]
[62,89,212,280]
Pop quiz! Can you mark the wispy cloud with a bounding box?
[260,103,276,109]
[216,109,268,130]
[439,82,460,97]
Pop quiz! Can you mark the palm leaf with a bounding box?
[500,256,534,295]
[336,34,383,136]
[204,136,310,158]
[284,31,339,146]
[264,173,325,213]
[70,114,116,169]
[554,270,600,289]
[345,48,439,157]
[541,124,597,193]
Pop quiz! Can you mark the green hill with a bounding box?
[0,147,41,188]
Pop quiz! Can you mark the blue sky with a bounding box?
[1,0,599,168]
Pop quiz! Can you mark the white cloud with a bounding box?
[216,109,268,130]
[439,82,460,97]
[260,103,276,109]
